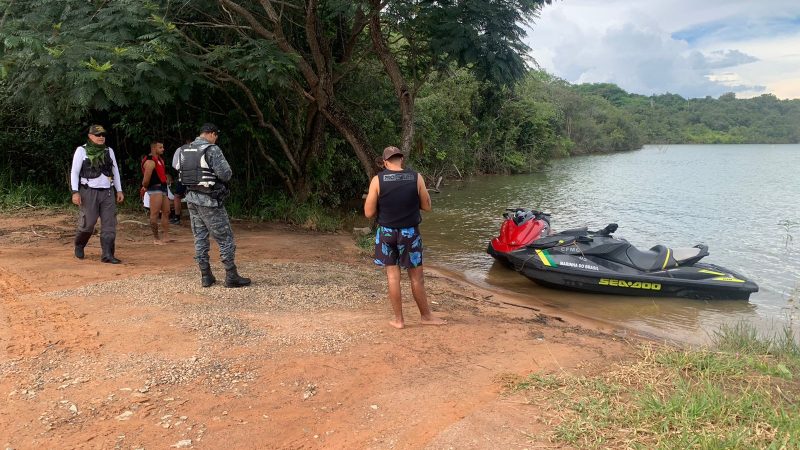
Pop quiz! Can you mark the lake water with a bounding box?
[421,144,800,345]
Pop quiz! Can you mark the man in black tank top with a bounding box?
[364,146,447,329]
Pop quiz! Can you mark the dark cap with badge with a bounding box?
[199,123,220,134]
[382,146,403,160]
[88,124,107,136]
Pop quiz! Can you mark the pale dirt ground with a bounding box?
[0,210,636,449]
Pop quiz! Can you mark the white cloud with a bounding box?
[527,0,800,99]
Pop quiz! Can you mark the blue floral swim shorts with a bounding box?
[373,225,423,268]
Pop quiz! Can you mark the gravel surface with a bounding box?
[24,262,410,396]
[46,261,386,312]
[15,261,473,402]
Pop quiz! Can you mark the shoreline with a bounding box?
[0,210,638,448]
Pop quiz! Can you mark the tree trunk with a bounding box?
[368,3,415,155]
[320,102,376,179]
[292,108,326,202]
[221,0,377,180]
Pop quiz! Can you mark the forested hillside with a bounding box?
[1,1,797,218]
[576,84,800,144]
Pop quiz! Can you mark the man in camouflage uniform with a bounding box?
[178,123,250,288]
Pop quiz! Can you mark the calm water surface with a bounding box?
[421,144,800,344]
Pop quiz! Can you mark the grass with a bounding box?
[0,172,66,210]
[504,322,800,449]
[354,228,376,254]
[0,175,352,233]
[242,193,346,232]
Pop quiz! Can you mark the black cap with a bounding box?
[199,123,220,134]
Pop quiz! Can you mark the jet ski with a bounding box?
[487,208,759,300]
[487,208,552,265]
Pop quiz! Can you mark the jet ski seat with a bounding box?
[625,244,708,271]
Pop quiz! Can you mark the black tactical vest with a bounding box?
[78,147,113,179]
[377,168,421,228]
[179,143,217,192]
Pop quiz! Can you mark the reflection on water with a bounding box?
[421,145,800,345]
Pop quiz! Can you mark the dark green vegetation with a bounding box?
[577,84,800,145]
[505,321,800,449]
[1,1,798,218]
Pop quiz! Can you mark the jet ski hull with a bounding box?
[504,249,758,300]
[487,208,759,300]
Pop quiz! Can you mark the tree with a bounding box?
[0,0,197,124]
[367,0,552,155]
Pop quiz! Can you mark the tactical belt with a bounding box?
[80,184,112,191]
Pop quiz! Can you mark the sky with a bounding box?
[526,0,800,99]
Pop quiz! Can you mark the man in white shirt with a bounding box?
[70,124,125,263]
[170,140,191,225]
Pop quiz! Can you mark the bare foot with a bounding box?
[154,239,165,245]
[388,320,405,329]
[421,316,447,326]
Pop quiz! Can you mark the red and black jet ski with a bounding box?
[487,208,552,264]
[487,208,759,300]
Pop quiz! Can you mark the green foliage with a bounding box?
[1,0,797,219]
[247,191,344,232]
[413,69,482,176]
[508,325,800,449]
[355,229,377,254]
[581,85,800,144]
[416,0,551,85]
[1,0,200,124]
[0,170,64,210]
[712,321,800,367]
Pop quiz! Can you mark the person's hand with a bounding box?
[139,186,146,199]
[116,191,125,204]
[71,192,81,206]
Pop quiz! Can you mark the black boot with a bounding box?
[74,231,92,259]
[200,263,216,288]
[224,265,251,288]
[100,237,121,264]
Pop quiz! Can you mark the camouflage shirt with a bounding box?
[184,137,233,208]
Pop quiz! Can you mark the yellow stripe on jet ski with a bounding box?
[535,249,555,267]
[699,269,727,276]
[661,248,671,270]
[712,276,745,283]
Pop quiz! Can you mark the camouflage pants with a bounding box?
[187,203,236,270]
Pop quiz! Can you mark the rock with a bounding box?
[370,404,378,410]
[171,439,192,448]
[116,411,134,421]
[353,227,372,235]
[130,392,150,403]
[69,404,78,414]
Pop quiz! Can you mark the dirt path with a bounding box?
[0,210,635,449]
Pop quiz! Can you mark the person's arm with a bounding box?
[109,148,124,203]
[417,174,432,212]
[70,147,83,205]
[141,160,155,188]
[172,147,182,170]
[208,146,232,182]
[140,159,155,198]
[364,176,379,219]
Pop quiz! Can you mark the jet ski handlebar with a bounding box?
[595,223,618,236]
[503,208,551,226]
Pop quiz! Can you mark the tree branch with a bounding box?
[219,0,275,40]
[255,138,295,197]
